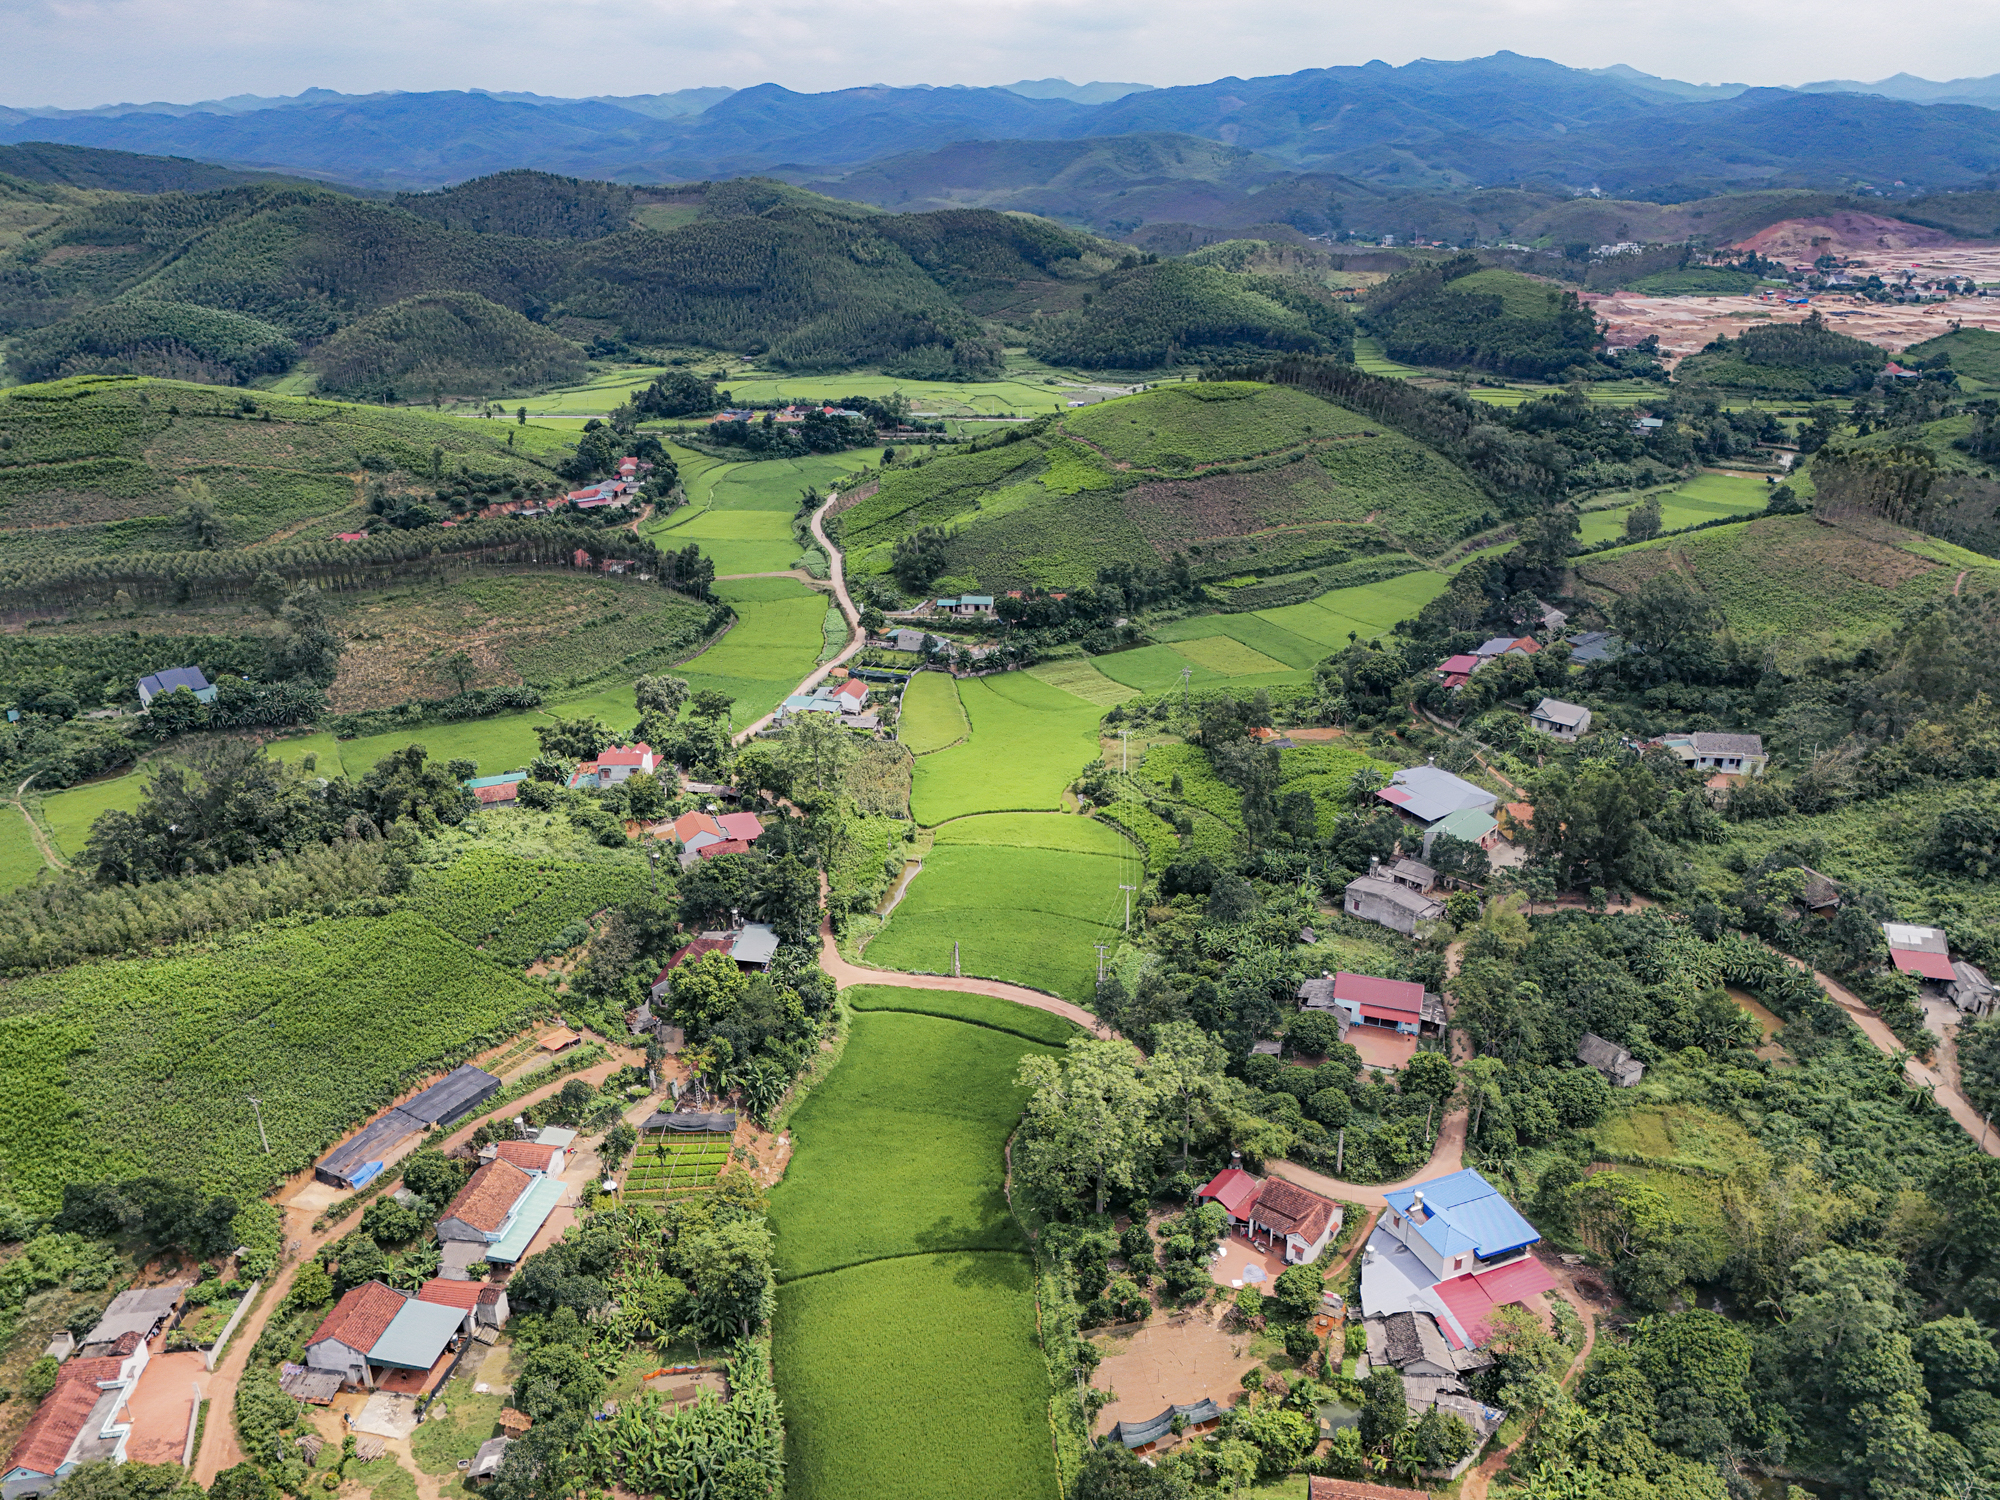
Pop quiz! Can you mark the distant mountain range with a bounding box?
[0,56,1995,223]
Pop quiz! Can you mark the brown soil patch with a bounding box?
[1090,1305,1254,1437]
[1118,461,1368,548]
[1733,213,1962,258]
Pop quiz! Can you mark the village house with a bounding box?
[934,595,997,618]
[1421,806,1501,858]
[1527,698,1591,740]
[1196,1161,1342,1264]
[3,1331,152,1500]
[1576,1032,1645,1087]
[1565,631,1621,664]
[1653,731,1768,777]
[434,1157,564,1276]
[1343,862,1446,937]
[1884,923,1995,1016]
[1433,653,1479,691]
[1296,970,1446,1039]
[302,1279,487,1392]
[1376,766,1499,832]
[136,667,216,709]
[1471,636,1539,666]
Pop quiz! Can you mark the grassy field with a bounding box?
[1089,640,1307,693]
[897,671,969,754]
[0,812,49,893]
[1146,612,1328,670]
[1253,571,1452,647]
[1575,513,2000,651]
[845,983,1082,1046]
[1022,657,1139,707]
[768,997,1060,1500]
[1575,472,1771,546]
[666,575,830,727]
[865,814,1134,1002]
[526,365,1084,419]
[909,672,1103,824]
[642,447,877,575]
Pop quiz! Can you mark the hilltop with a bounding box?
[833,379,1489,597]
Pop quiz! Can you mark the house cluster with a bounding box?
[1358,1168,1558,1476]
[567,743,661,791]
[663,806,767,868]
[1197,1158,1344,1265]
[1883,922,1994,1017]
[563,456,655,511]
[2,1288,187,1500]
[776,674,877,730]
[1340,765,1503,937]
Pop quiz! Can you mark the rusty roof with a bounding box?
[440,1159,533,1234]
[309,1281,409,1353]
[8,1357,125,1476]
[1250,1179,1337,1244]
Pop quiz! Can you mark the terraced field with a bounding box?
[1252,571,1453,647]
[1575,471,1771,546]
[642,447,876,575]
[909,672,1103,824]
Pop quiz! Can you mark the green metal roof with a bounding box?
[1433,807,1498,842]
[368,1299,464,1370]
[484,1175,564,1264]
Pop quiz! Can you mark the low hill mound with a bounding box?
[309,292,586,400]
[1674,309,1888,393]
[833,379,1487,595]
[1732,212,1961,258]
[1362,254,1608,379]
[394,169,637,240]
[1025,260,1350,369]
[9,299,298,385]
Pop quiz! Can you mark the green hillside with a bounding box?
[833,378,1488,593]
[1905,327,2000,390]
[393,169,638,240]
[309,291,587,400]
[0,373,562,555]
[1024,259,1352,369]
[1361,254,1609,379]
[10,300,299,386]
[1674,310,1889,394]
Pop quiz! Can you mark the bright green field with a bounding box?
[0,812,49,894]
[643,450,876,575]
[768,999,1060,1500]
[1089,641,1306,693]
[1146,612,1327,670]
[897,671,969,754]
[774,1253,1054,1500]
[702,372,1078,418]
[1353,336,1424,378]
[674,576,831,726]
[1023,657,1138,707]
[768,1006,1055,1278]
[1577,471,1770,545]
[909,672,1102,824]
[866,816,1134,1002]
[1254,571,1452,647]
[845,983,1081,1046]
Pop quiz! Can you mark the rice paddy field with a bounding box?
[0,812,49,893]
[520,364,1086,419]
[641,447,876,576]
[865,813,1138,1002]
[1251,571,1453,649]
[896,670,969,754]
[908,672,1103,824]
[1575,471,1771,546]
[769,994,1063,1500]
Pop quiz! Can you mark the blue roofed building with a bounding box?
[1380,1169,1539,1283]
[136,667,217,708]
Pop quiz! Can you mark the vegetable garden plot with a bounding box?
[622,1129,733,1202]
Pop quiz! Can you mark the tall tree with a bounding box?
[1016,1040,1156,1216]
[1144,1022,1230,1171]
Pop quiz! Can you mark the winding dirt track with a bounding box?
[731,492,865,746]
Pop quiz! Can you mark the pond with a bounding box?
[1316,1400,1360,1435]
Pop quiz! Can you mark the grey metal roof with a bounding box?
[1109,1399,1223,1448]
[1689,732,1763,757]
[1565,631,1622,663]
[470,1438,512,1478]
[83,1284,188,1348]
[1345,874,1445,917]
[1531,698,1590,728]
[138,666,211,701]
[731,923,780,965]
[368,1298,464,1370]
[316,1065,501,1183]
[1378,766,1497,825]
[640,1111,738,1133]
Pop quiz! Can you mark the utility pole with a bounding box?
[1181,664,1192,715]
[247,1097,270,1154]
[953,940,960,978]
[1120,883,1138,933]
[1094,943,1109,986]
[648,843,660,896]
[1119,728,1129,775]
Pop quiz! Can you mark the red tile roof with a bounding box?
[309,1281,408,1354]
[491,1141,563,1173]
[1250,1179,1337,1245]
[669,812,726,845]
[440,1160,532,1234]
[8,1356,125,1476]
[662,936,732,974]
[416,1279,483,1310]
[1435,1257,1559,1347]
[1333,972,1423,1016]
[475,783,519,804]
[1309,1480,1428,1500]
[697,839,751,860]
[1196,1166,1261,1219]
[1437,654,1479,675]
[716,812,764,842]
[597,744,654,768]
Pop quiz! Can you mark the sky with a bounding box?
[2,0,1995,109]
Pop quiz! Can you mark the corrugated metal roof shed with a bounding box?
[368,1298,465,1370]
[484,1176,564,1265]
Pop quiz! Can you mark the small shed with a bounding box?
[497,1408,534,1437]
[1576,1032,1644,1088]
[469,1437,512,1481]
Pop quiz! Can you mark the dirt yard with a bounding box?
[1090,1305,1257,1438]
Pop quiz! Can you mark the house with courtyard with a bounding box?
[1343,859,1446,937]
[567,744,658,790]
[2,1332,152,1500]
[1652,731,1768,777]
[1884,923,1995,1015]
[1295,971,1444,1040]
[303,1280,475,1392]
[1196,1161,1342,1265]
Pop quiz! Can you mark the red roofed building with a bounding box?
[651,934,735,1002]
[696,838,751,860]
[4,1350,145,1493]
[1432,1257,1560,1347]
[1884,923,1956,982]
[592,745,656,784]
[667,811,727,850]
[716,811,765,843]
[1196,1166,1262,1225]
[1435,653,1479,682]
[306,1282,409,1388]
[486,1140,564,1174]
[1248,1179,1341,1264]
[437,1160,534,1242]
[417,1278,509,1330]
[474,782,519,805]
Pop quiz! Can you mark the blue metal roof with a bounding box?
[484,1175,564,1264]
[464,772,527,790]
[1382,1169,1540,1259]
[368,1298,464,1370]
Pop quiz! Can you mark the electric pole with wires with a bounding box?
[1120,883,1138,932]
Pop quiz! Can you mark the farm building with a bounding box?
[1106,1399,1223,1452]
[468,1438,512,1481]
[416,1278,510,1332]
[435,1158,564,1269]
[1375,766,1498,831]
[1421,806,1501,856]
[1652,731,1767,777]
[75,1286,186,1359]
[1361,1173,1556,1352]
[730,923,780,969]
[135,666,216,709]
[1576,1032,1645,1087]
[1884,923,1995,1014]
[314,1064,503,1189]
[1343,870,1445,937]
[1527,699,1591,740]
[1565,631,1621,664]
[1433,653,1478,690]
[303,1280,470,1392]
[2,1334,152,1500]
[480,1139,564,1174]
[640,1110,738,1134]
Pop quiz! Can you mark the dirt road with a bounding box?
[1263,1108,1468,1208]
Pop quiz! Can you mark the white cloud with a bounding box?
[0,0,1994,108]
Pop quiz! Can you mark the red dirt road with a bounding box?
[1264,1108,1468,1208]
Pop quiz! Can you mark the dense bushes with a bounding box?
[10,300,298,385]
[1362,256,1608,381]
[1029,261,1352,369]
[393,170,637,241]
[1675,310,1889,394]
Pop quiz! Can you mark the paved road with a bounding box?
[731,491,865,746]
